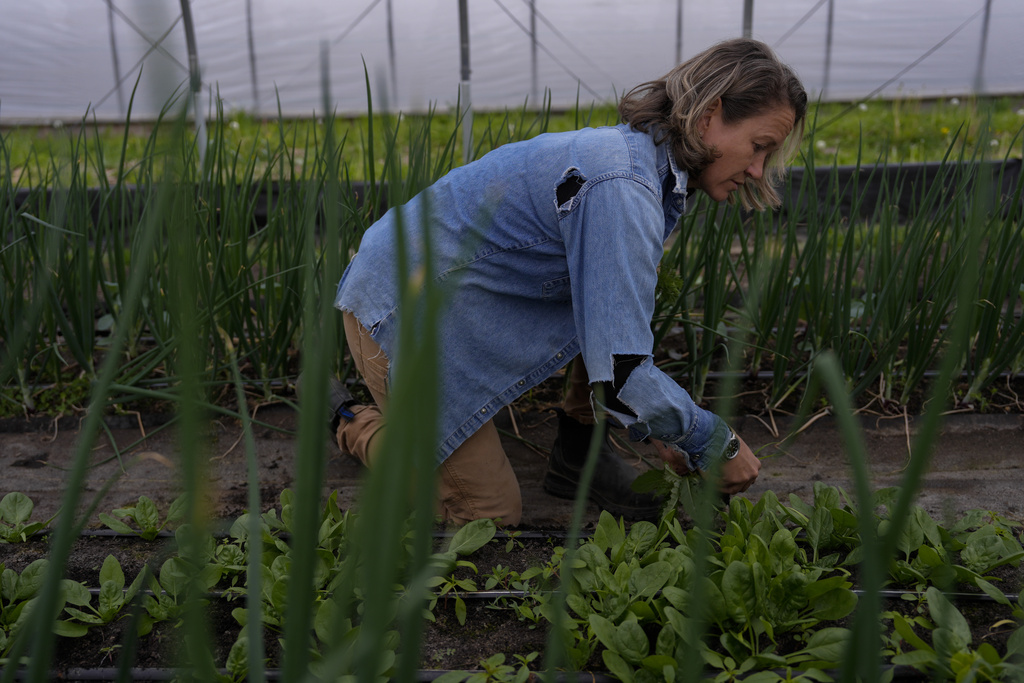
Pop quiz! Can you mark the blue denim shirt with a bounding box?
[335,123,729,469]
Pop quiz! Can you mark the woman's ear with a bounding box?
[698,98,722,137]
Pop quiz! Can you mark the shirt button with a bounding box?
[480,408,488,414]
[556,352,564,359]
[517,380,525,386]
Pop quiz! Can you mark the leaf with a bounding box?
[602,650,635,683]
[566,593,590,619]
[455,595,467,626]
[801,627,849,663]
[663,606,690,644]
[1,567,17,601]
[589,614,619,652]
[813,482,841,511]
[226,635,249,679]
[807,507,834,555]
[628,561,673,599]
[616,618,650,664]
[99,555,125,588]
[60,579,92,607]
[98,513,136,536]
[135,496,160,534]
[621,522,658,560]
[166,494,188,524]
[892,613,934,653]
[124,566,148,604]
[432,672,470,683]
[914,507,943,548]
[768,528,797,572]
[64,608,103,624]
[445,518,496,556]
[594,510,625,553]
[1007,626,1024,657]
[699,577,728,626]
[891,649,937,667]
[17,559,48,600]
[629,601,656,622]
[313,598,337,644]
[654,623,676,656]
[830,507,859,533]
[661,586,688,612]
[641,654,676,673]
[721,561,755,625]
[932,627,968,658]
[52,620,89,638]
[159,557,190,599]
[973,577,1010,605]
[0,493,33,524]
[631,468,664,493]
[98,581,124,618]
[926,587,971,646]
[809,585,857,621]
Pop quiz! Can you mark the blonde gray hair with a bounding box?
[619,38,807,211]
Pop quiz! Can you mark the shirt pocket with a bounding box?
[541,275,572,301]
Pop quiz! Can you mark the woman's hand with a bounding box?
[718,436,759,494]
[652,439,691,475]
[652,435,760,494]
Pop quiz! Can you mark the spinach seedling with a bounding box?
[0,492,56,543]
[63,555,148,626]
[99,494,186,540]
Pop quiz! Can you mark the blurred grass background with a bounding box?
[5,96,1023,187]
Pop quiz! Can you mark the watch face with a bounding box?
[724,435,740,460]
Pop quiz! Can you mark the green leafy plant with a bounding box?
[62,555,148,627]
[888,586,1024,681]
[0,493,55,543]
[139,552,222,636]
[98,494,186,540]
[433,652,540,683]
[1,559,87,656]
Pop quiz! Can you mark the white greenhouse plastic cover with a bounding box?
[1,0,1022,123]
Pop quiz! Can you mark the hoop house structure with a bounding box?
[2,0,1022,123]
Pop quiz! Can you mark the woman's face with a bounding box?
[689,99,796,202]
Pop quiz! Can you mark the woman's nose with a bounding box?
[746,156,765,179]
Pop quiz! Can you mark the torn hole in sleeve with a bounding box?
[596,354,647,418]
[555,168,586,210]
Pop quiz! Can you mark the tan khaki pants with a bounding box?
[338,312,526,526]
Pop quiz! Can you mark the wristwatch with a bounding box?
[723,429,741,460]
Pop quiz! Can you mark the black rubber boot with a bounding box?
[542,410,663,521]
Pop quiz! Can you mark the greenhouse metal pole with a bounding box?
[823,0,834,98]
[459,0,472,164]
[530,0,538,103]
[246,0,260,115]
[974,0,992,94]
[179,0,207,166]
[105,0,125,116]
[387,0,398,105]
[742,0,753,38]
[675,0,683,64]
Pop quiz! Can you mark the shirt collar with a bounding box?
[665,146,689,197]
